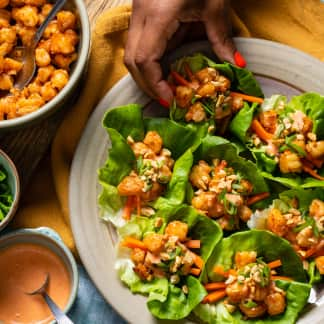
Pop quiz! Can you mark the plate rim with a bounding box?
[69,37,324,323]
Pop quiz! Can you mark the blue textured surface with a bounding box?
[68,265,126,324]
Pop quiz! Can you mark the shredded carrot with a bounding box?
[314,159,323,169]
[230,91,264,104]
[171,71,192,87]
[314,248,324,258]
[136,195,141,216]
[293,244,300,250]
[303,242,324,259]
[190,268,201,276]
[184,62,196,82]
[202,289,227,304]
[213,265,229,278]
[204,282,227,291]
[192,252,204,269]
[228,269,237,276]
[250,119,273,141]
[247,192,270,206]
[271,276,292,281]
[303,245,318,259]
[302,164,324,181]
[267,259,282,269]
[185,240,201,249]
[215,160,227,171]
[305,154,324,169]
[121,237,147,251]
[302,158,314,169]
[123,196,136,220]
[213,266,237,278]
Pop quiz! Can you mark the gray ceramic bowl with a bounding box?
[0,149,20,232]
[0,0,91,131]
[0,227,78,322]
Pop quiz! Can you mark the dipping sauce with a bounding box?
[0,243,71,324]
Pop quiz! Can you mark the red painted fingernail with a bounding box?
[234,51,246,68]
[158,98,170,108]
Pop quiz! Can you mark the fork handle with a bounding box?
[33,0,67,46]
[42,292,74,324]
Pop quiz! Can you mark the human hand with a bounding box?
[124,0,246,105]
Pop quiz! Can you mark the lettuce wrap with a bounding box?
[168,53,263,136]
[171,53,263,98]
[248,188,324,284]
[194,230,310,324]
[116,204,222,320]
[98,104,204,225]
[229,93,324,189]
[182,137,269,231]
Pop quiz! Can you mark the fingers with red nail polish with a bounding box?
[234,51,247,68]
[158,98,170,108]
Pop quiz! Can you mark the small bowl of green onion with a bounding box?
[0,150,20,231]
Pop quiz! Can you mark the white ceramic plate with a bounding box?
[69,38,324,324]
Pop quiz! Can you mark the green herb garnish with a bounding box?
[0,166,13,222]
[170,99,187,121]
[293,217,319,237]
[201,98,215,116]
[260,263,271,287]
[242,300,258,308]
[284,135,307,157]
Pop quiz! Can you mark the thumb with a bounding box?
[203,0,238,65]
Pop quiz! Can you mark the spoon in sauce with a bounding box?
[12,0,67,90]
[25,273,74,324]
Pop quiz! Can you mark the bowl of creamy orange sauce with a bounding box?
[0,227,78,324]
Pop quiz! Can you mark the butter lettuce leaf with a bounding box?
[194,139,269,194]
[172,53,263,97]
[161,149,193,205]
[308,260,322,285]
[144,117,200,159]
[194,230,310,324]
[288,92,324,139]
[169,53,263,133]
[229,102,259,143]
[230,64,264,98]
[260,167,324,189]
[98,104,203,222]
[116,204,222,320]
[102,103,144,141]
[194,280,310,324]
[249,189,324,283]
[205,230,307,283]
[147,276,206,320]
[229,93,324,189]
[155,204,223,264]
[278,188,324,211]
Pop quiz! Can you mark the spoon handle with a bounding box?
[33,0,67,46]
[42,292,74,324]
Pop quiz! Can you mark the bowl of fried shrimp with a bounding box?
[0,0,90,130]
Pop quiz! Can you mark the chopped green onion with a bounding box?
[170,99,187,121]
[242,300,258,308]
[0,166,13,222]
[136,156,143,173]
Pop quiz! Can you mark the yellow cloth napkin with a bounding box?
[11,5,132,255]
[11,1,324,255]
